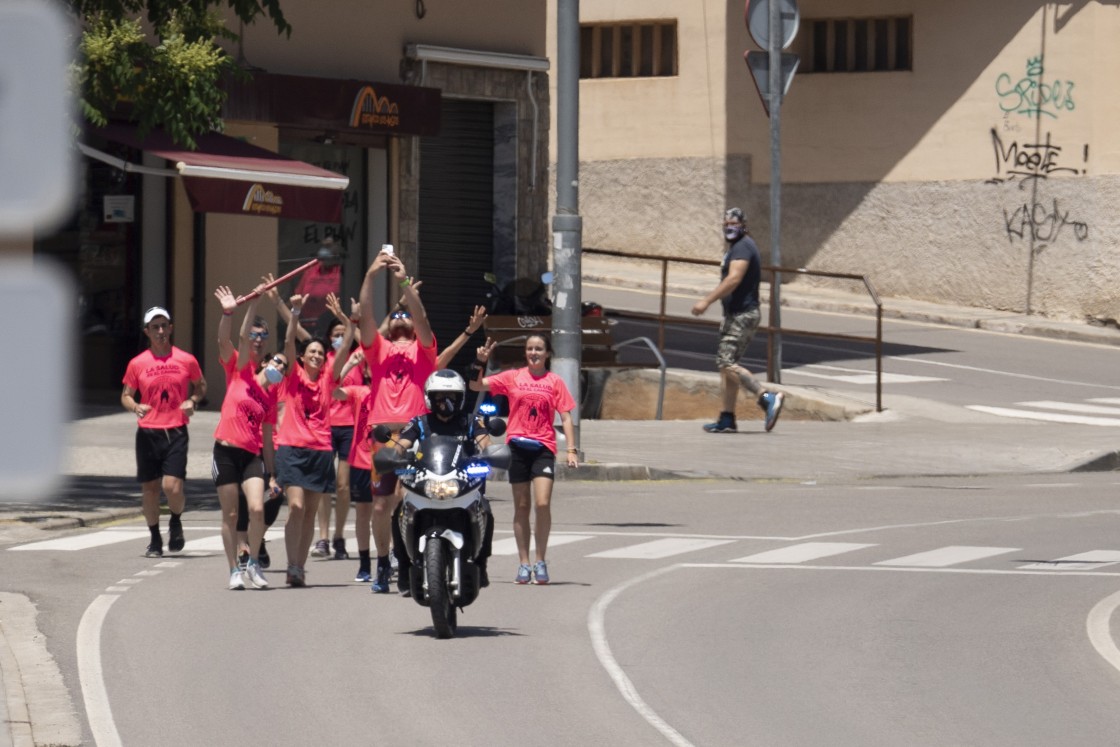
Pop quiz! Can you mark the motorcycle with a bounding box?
[372,411,509,639]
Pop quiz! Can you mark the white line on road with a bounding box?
[490,534,592,556]
[588,565,695,747]
[1018,400,1120,415]
[1087,590,1120,677]
[77,594,123,747]
[1017,550,1120,571]
[966,406,1120,426]
[9,529,148,552]
[587,538,734,559]
[731,542,876,564]
[682,562,1120,577]
[874,545,1019,567]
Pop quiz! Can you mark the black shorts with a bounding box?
[507,443,556,484]
[136,426,189,483]
[372,472,398,497]
[276,445,336,493]
[331,426,353,462]
[212,442,264,487]
[350,467,372,504]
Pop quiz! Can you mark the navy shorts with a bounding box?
[212,442,264,487]
[349,467,372,504]
[276,445,336,493]
[507,443,556,483]
[331,425,353,462]
[136,426,189,483]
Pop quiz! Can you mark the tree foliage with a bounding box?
[71,1,291,149]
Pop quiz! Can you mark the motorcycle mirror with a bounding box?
[486,417,506,437]
[540,271,554,285]
[373,445,407,475]
[372,424,393,443]
[481,443,512,472]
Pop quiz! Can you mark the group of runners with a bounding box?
[122,250,578,592]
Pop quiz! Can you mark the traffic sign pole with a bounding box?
[767,0,783,383]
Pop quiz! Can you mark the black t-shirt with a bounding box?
[721,235,762,315]
[399,411,485,451]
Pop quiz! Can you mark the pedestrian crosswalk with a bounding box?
[13,528,1120,575]
[969,398,1120,426]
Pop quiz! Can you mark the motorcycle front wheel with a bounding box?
[425,539,458,639]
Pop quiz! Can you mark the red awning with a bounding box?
[85,124,349,223]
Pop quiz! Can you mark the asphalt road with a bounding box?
[9,472,1120,745]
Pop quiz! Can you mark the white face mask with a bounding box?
[264,365,284,384]
[724,225,744,241]
[332,336,344,351]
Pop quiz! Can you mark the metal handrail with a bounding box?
[583,248,884,412]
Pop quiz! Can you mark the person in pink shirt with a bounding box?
[121,306,207,559]
[358,249,438,593]
[213,285,284,591]
[275,293,350,587]
[331,347,375,582]
[472,333,577,585]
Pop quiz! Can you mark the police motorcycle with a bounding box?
[373,371,509,639]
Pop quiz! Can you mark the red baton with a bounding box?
[234,259,320,305]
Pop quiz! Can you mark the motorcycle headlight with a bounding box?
[424,478,462,500]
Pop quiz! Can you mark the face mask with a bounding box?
[264,365,284,384]
[724,225,744,241]
[332,336,344,351]
[433,396,456,416]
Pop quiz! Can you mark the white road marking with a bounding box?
[8,529,149,551]
[104,586,131,593]
[790,367,945,385]
[588,565,695,747]
[1018,550,1120,571]
[731,542,876,564]
[684,562,1120,577]
[874,545,1019,567]
[966,405,1120,426]
[1018,400,1120,415]
[77,594,123,747]
[1087,590,1120,677]
[588,538,734,559]
[183,535,225,552]
[1091,398,1120,406]
[490,534,593,556]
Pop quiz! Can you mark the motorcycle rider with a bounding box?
[387,369,496,593]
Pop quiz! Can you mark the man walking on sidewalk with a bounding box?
[121,306,207,556]
[691,208,783,433]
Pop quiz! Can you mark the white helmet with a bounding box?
[424,369,466,415]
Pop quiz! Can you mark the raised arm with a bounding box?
[326,293,356,382]
[237,288,265,370]
[264,273,310,343]
[437,304,487,369]
[467,338,497,392]
[285,293,304,365]
[214,285,238,363]
[395,257,434,348]
[359,250,393,348]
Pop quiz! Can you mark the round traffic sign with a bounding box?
[745,0,800,50]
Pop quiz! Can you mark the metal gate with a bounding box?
[419,99,495,371]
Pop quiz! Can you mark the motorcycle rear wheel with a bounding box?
[425,539,458,639]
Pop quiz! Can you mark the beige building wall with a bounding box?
[551,0,1120,323]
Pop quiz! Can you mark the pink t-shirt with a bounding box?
[213,353,278,454]
[341,385,374,471]
[274,362,333,450]
[361,333,438,424]
[293,264,341,329]
[487,368,576,455]
[327,350,363,427]
[122,347,203,429]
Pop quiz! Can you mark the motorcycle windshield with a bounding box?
[414,435,466,476]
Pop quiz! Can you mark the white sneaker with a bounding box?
[229,568,245,590]
[244,559,269,589]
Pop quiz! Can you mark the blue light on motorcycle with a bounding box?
[464,463,490,478]
[479,402,498,416]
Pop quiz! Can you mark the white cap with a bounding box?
[143,306,171,326]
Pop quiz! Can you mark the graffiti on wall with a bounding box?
[995,56,1075,119]
[986,129,1088,185]
[1003,198,1088,244]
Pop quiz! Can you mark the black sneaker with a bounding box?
[168,522,185,553]
[257,542,270,569]
[332,537,349,560]
[479,565,490,589]
[144,542,163,558]
[397,570,412,597]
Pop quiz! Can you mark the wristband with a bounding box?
[290,307,301,317]
[464,328,473,336]
[567,448,578,453]
[399,277,412,288]
[222,310,234,316]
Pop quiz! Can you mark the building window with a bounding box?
[580,21,678,79]
[793,16,912,73]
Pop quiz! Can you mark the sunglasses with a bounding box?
[270,356,288,369]
[248,331,269,341]
[390,311,411,320]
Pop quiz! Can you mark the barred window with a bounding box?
[580,21,678,79]
[791,16,912,73]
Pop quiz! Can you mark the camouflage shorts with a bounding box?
[715,307,761,369]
